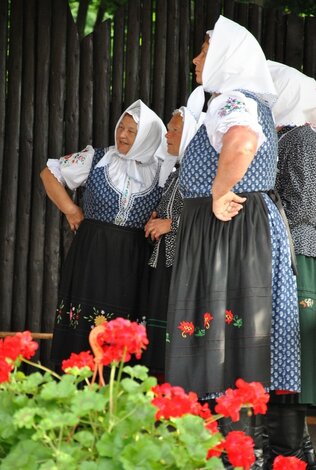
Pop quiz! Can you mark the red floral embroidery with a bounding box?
[225,309,234,324]
[178,321,195,337]
[204,312,213,329]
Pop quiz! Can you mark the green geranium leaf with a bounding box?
[71,388,108,416]
[120,378,140,393]
[73,430,95,448]
[122,365,149,381]
[40,375,77,401]
[14,406,42,429]
[0,439,51,470]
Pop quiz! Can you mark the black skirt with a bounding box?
[141,238,172,374]
[51,218,150,364]
[165,194,272,397]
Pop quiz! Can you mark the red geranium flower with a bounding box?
[62,351,95,372]
[0,331,38,362]
[96,318,148,365]
[151,383,212,421]
[225,431,255,469]
[215,387,244,422]
[235,378,269,415]
[273,455,307,470]
[178,321,195,337]
[0,358,13,383]
[207,440,225,458]
[225,310,234,324]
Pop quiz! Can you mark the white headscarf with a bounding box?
[97,99,166,191]
[158,87,205,187]
[201,16,277,107]
[267,60,316,127]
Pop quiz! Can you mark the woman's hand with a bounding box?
[65,205,84,231]
[212,191,246,221]
[145,212,172,241]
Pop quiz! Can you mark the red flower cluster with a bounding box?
[224,431,255,469]
[215,378,269,422]
[62,351,95,372]
[0,331,38,383]
[96,318,148,366]
[151,382,214,424]
[273,455,307,470]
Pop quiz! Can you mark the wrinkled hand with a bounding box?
[145,214,172,241]
[65,205,84,231]
[212,191,246,221]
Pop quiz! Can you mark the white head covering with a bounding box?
[267,60,316,127]
[158,88,205,187]
[97,99,166,191]
[201,16,277,107]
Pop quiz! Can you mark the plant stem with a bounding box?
[21,358,61,380]
[109,363,116,420]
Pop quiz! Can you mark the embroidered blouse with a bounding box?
[47,147,162,229]
[275,124,316,257]
[149,166,183,268]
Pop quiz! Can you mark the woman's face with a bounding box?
[192,40,209,85]
[116,113,138,154]
[165,113,183,156]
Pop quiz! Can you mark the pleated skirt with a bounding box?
[165,194,273,397]
[51,218,150,365]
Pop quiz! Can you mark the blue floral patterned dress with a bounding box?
[165,91,300,398]
[51,148,162,365]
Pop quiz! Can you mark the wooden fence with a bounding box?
[0,0,315,366]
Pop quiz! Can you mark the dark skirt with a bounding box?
[165,194,272,397]
[297,255,316,404]
[51,218,150,365]
[141,238,172,374]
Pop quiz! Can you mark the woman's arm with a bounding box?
[40,167,84,231]
[212,125,258,221]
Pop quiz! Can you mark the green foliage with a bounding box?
[0,364,224,469]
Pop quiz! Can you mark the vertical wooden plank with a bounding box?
[284,14,304,69]
[139,0,152,105]
[125,0,141,106]
[11,0,36,332]
[0,0,8,198]
[248,3,262,42]
[76,0,89,39]
[79,33,93,149]
[234,2,249,29]
[65,8,80,154]
[0,0,23,330]
[303,17,316,79]
[164,0,180,121]
[262,7,277,60]
[275,11,287,63]
[27,0,51,333]
[193,0,205,58]
[41,0,68,365]
[93,20,111,148]
[204,0,221,32]
[178,0,190,106]
[111,6,125,140]
[152,0,167,117]
[223,0,235,21]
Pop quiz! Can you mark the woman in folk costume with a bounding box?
[165,16,300,468]
[267,60,316,468]
[40,100,166,365]
[142,88,205,378]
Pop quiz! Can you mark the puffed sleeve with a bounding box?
[48,145,95,191]
[204,91,266,153]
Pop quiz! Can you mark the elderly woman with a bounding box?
[267,60,316,468]
[40,100,165,365]
[165,16,301,468]
[142,100,202,377]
